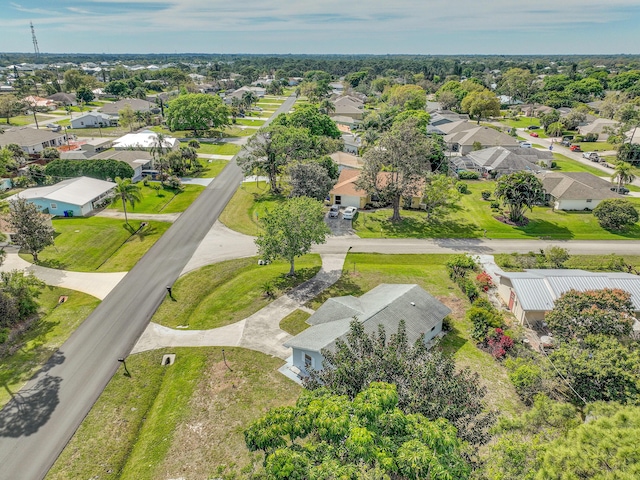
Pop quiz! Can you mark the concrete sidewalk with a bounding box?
[0,249,125,300]
[133,253,347,358]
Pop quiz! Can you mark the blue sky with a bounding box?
[3,1,640,55]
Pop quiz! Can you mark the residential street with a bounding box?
[0,94,298,480]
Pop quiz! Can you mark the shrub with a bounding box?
[551,161,557,168]
[456,182,469,194]
[487,328,514,359]
[583,133,599,142]
[458,171,480,180]
[593,199,639,231]
[461,278,479,302]
[481,190,491,200]
[490,200,500,209]
[505,357,545,404]
[476,271,494,291]
[446,254,477,280]
[166,176,184,191]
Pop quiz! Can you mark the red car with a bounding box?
[570,144,582,152]
[530,132,539,137]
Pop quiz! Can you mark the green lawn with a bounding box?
[20,217,171,272]
[573,141,616,152]
[4,114,56,126]
[195,142,241,156]
[306,253,522,416]
[67,126,129,137]
[219,181,285,235]
[495,253,640,272]
[0,287,100,409]
[500,117,541,129]
[279,309,311,335]
[234,118,266,127]
[152,255,322,329]
[108,184,204,214]
[353,181,640,240]
[552,153,609,176]
[46,348,299,480]
[196,158,228,178]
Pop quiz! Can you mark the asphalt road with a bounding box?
[0,94,297,480]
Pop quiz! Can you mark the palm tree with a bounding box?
[112,177,142,225]
[611,161,637,192]
[149,132,167,165]
[319,99,335,115]
[242,90,258,110]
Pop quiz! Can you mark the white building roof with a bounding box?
[112,130,179,150]
[7,176,115,206]
[501,269,640,311]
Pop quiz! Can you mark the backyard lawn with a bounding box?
[551,153,609,176]
[46,347,299,480]
[4,114,56,126]
[353,180,640,240]
[0,287,100,409]
[108,183,204,214]
[279,309,311,335]
[234,118,265,127]
[196,158,228,178]
[152,255,322,329]
[20,217,171,272]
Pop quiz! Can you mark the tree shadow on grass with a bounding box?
[130,223,158,242]
[35,258,68,270]
[437,326,471,358]
[515,218,574,239]
[304,273,366,310]
[0,350,64,437]
[380,216,481,239]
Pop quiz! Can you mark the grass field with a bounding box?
[500,117,541,129]
[552,153,609,176]
[234,118,266,127]
[353,181,640,240]
[152,255,322,329]
[108,183,204,214]
[307,253,523,416]
[0,287,100,409]
[4,114,56,126]
[196,158,228,177]
[573,141,617,152]
[494,253,640,271]
[46,347,300,480]
[20,217,171,272]
[219,181,285,235]
[279,309,311,335]
[195,142,241,156]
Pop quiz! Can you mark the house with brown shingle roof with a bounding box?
[537,171,623,211]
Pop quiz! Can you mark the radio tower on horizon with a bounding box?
[30,21,40,59]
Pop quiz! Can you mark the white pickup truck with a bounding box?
[582,152,600,162]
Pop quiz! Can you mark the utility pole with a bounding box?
[30,22,40,60]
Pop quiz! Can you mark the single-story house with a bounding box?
[537,171,622,211]
[92,150,153,181]
[333,95,364,109]
[342,133,362,155]
[5,176,116,217]
[329,169,423,209]
[99,98,157,121]
[330,151,363,172]
[578,118,619,141]
[329,103,364,121]
[429,111,470,127]
[329,82,344,95]
[22,95,56,110]
[47,92,77,106]
[112,130,179,151]
[77,137,114,155]
[284,284,450,375]
[0,127,67,154]
[497,269,640,325]
[452,146,550,176]
[440,121,519,154]
[70,112,116,129]
[225,86,266,102]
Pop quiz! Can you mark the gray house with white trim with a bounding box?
[284,284,450,376]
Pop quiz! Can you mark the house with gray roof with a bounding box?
[70,112,116,129]
[0,127,67,154]
[497,269,640,326]
[452,146,550,177]
[537,171,622,211]
[283,284,450,376]
[99,98,157,121]
[440,121,519,154]
[91,150,153,181]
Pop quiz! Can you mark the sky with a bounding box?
[2,0,640,55]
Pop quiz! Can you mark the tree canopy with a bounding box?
[7,198,54,262]
[494,171,544,224]
[45,159,134,182]
[593,198,639,231]
[165,93,230,136]
[255,196,329,276]
[245,382,471,479]
[275,104,341,138]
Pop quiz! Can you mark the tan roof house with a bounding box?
[578,118,619,141]
[329,169,424,209]
[444,124,519,154]
[538,171,622,211]
[330,151,363,171]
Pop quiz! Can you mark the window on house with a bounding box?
[304,354,312,368]
[50,203,57,209]
[430,325,436,331]
[586,199,592,203]
[81,121,84,126]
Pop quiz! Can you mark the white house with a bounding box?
[537,171,623,211]
[284,284,450,377]
[70,112,116,129]
[0,127,67,155]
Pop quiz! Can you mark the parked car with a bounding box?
[519,142,533,149]
[530,132,539,137]
[610,186,630,195]
[328,204,340,218]
[582,152,600,162]
[560,140,571,147]
[45,123,61,132]
[527,125,540,130]
[342,206,358,220]
[570,144,582,152]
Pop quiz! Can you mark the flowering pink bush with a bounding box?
[487,328,514,359]
[476,272,493,291]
